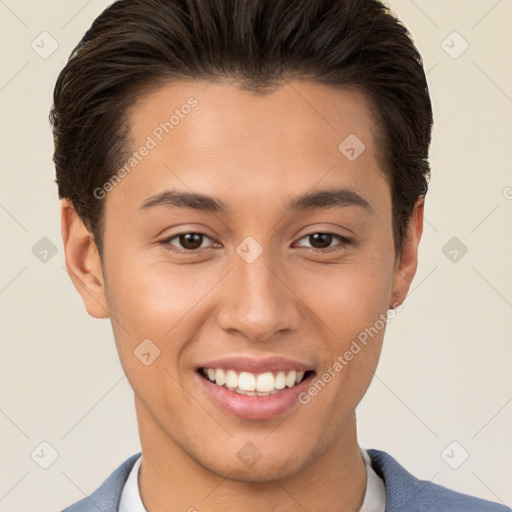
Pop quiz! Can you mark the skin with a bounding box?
[61,80,423,511]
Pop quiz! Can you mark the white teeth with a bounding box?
[238,372,256,391]
[275,371,287,389]
[286,370,297,388]
[215,368,226,386]
[225,369,238,388]
[256,372,275,392]
[201,367,308,393]
[235,388,256,395]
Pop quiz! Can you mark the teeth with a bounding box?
[201,367,308,393]
[286,370,297,387]
[256,372,275,392]
[238,372,256,391]
[275,371,286,390]
[225,369,238,388]
[215,368,226,386]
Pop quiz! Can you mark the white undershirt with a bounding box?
[118,447,385,511]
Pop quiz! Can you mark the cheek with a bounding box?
[104,254,224,382]
[297,257,394,339]
[105,233,395,369]
[293,256,393,411]
[298,272,389,425]
[107,256,207,332]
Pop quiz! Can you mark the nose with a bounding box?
[216,248,302,342]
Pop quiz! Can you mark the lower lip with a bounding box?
[196,371,315,420]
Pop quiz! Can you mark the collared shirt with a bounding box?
[118,446,386,511]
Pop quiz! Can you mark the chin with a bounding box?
[197,447,308,483]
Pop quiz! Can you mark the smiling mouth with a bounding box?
[197,367,315,396]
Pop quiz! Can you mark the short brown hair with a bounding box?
[50,0,433,258]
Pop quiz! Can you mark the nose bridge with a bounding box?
[216,241,300,341]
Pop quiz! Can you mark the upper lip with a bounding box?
[197,355,315,374]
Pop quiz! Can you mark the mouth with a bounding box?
[197,367,316,396]
[195,355,317,420]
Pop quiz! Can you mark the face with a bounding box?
[63,79,422,482]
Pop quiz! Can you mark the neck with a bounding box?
[136,397,367,512]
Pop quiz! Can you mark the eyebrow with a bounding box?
[139,187,371,214]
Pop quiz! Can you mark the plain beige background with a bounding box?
[0,0,511,510]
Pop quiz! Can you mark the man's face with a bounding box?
[68,80,420,481]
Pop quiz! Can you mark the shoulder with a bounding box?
[367,448,510,512]
[60,452,141,512]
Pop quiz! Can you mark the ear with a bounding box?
[61,199,109,319]
[390,196,424,309]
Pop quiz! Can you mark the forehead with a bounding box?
[127,79,378,152]
[116,79,387,210]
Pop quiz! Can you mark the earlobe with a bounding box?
[390,196,425,309]
[61,199,109,319]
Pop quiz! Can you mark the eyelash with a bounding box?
[158,231,352,254]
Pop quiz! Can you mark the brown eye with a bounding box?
[178,233,204,250]
[295,232,351,252]
[309,233,333,249]
[160,232,216,252]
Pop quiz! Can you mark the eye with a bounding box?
[294,232,351,253]
[159,231,351,254]
[159,232,218,252]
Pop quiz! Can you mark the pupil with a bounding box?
[178,233,332,250]
[180,233,202,249]
[310,233,331,249]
